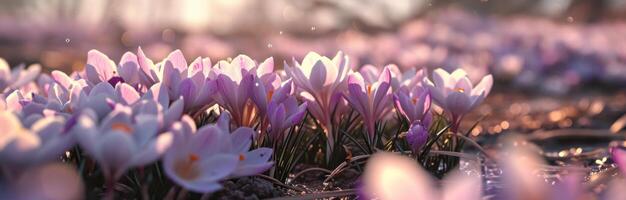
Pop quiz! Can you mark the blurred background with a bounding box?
[1,0,626,93]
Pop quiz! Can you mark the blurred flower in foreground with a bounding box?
[285,52,350,152]
[0,111,75,169]
[13,163,84,200]
[0,58,41,94]
[362,152,481,200]
[345,65,392,140]
[499,136,593,200]
[425,68,492,128]
[611,148,626,175]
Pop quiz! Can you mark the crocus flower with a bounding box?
[75,106,173,182]
[345,66,392,139]
[0,111,75,169]
[155,50,217,112]
[263,79,307,140]
[178,56,217,112]
[425,68,493,126]
[250,57,283,115]
[213,55,267,126]
[285,51,350,151]
[163,115,239,193]
[248,60,299,137]
[215,113,274,177]
[0,58,41,94]
[362,152,481,200]
[393,85,432,124]
[406,121,428,153]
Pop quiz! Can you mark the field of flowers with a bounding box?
[1,46,624,199]
[1,3,626,200]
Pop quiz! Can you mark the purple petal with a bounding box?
[86,50,116,83]
[118,52,139,84]
[115,83,140,105]
[230,127,254,153]
[177,78,197,108]
[445,91,471,117]
[165,50,188,72]
[309,60,327,91]
[164,98,184,127]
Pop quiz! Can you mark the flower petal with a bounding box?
[115,83,140,105]
[230,127,254,153]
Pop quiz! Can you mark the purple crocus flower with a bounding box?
[75,106,174,182]
[132,48,217,113]
[393,85,432,125]
[345,66,393,139]
[424,68,492,127]
[177,56,217,112]
[250,57,283,115]
[212,55,261,126]
[406,121,428,153]
[284,51,350,152]
[163,113,273,192]
[265,80,308,140]
[163,115,239,193]
[214,113,274,177]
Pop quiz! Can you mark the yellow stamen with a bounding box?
[455,88,465,93]
[239,154,246,161]
[111,122,133,133]
[367,85,373,96]
[411,98,418,104]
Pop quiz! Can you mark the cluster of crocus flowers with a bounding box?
[0,49,287,197]
[0,47,496,197]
